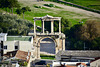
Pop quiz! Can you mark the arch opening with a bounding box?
[40,38,56,54]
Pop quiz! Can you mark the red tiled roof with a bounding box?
[76,63,87,66]
[15,50,31,62]
[65,65,76,67]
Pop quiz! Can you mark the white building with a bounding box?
[3,36,34,54]
[0,33,34,57]
[0,33,7,41]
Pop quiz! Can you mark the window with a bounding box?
[15,45,18,50]
[4,45,7,49]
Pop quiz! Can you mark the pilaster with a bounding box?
[34,20,36,34]
[51,20,54,33]
[42,20,45,33]
[59,20,61,34]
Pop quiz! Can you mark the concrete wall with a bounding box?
[90,59,100,67]
[19,41,34,52]
[3,41,34,54]
[4,41,15,54]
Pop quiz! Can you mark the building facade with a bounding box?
[0,33,34,59]
[55,50,100,67]
[3,36,34,55]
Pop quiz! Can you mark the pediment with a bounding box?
[34,15,61,21]
[42,15,53,19]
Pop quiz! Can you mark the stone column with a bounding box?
[42,20,45,33]
[62,39,65,50]
[41,21,43,33]
[36,44,40,59]
[34,20,36,34]
[51,20,54,33]
[59,20,61,33]
[37,46,40,58]
[56,47,58,54]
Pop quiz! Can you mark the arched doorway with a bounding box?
[40,38,56,54]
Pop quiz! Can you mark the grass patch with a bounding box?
[44,3,63,9]
[42,7,51,10]
[0,7,88,27]
[63,0,100,11]
[33,5,51,11]
[55,6,63,9]
[40,54,55,60]
[45,0,100,13]
[0,1,99,27]
[34,5,42,8]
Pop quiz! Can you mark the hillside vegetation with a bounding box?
[17,1,100,26]
[63,0,100,11]
[0,12,33,35]
[1,1,100,26]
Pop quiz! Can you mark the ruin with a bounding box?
[28,15,65,58]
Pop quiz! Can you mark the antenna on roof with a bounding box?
[84,42,86,50]
[28,50,30,56]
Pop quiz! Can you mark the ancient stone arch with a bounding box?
[38,37,57,47]
[38,37,56,55]
[28,15,65,58]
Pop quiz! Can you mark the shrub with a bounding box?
[34,5,42,8]
[23,62,28,66]
[44,4,54,7]
[0,12,33,35]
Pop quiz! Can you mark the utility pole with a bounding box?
[84,42,85,50]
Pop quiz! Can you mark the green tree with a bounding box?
[91,37,100,50]
[8,0,20,14]
[21,6,31,20]
[0,12,33,35]
[69,20,100,50]
[0,0,20,14]
[79,20,100,41]
[54,17,71,36]
[61,18,71,37]
[16,8,22,15]
[0,0,9,12]
[67,24,83,50]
